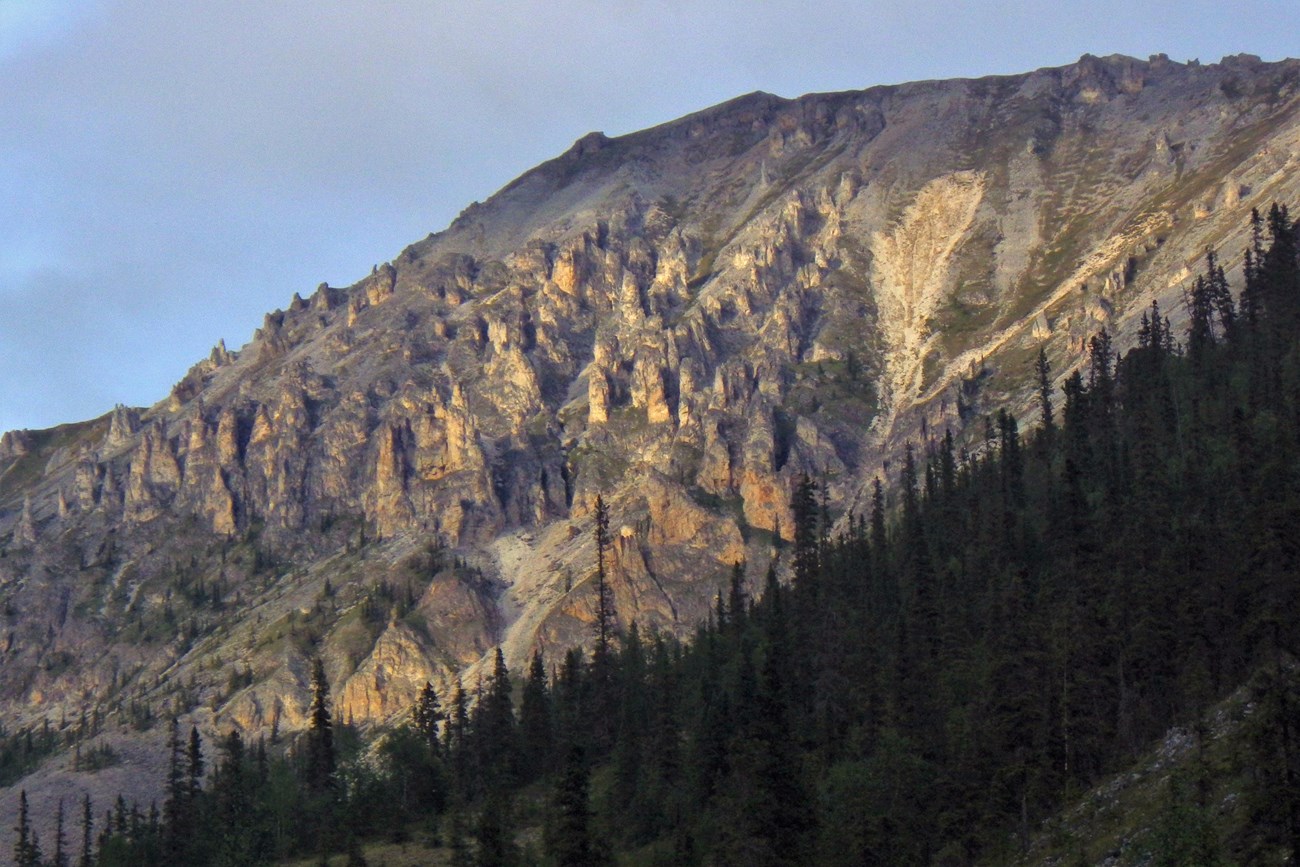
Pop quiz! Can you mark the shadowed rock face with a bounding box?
[1,51,1299,838]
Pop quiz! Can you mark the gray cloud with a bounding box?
[0,0,1296,432]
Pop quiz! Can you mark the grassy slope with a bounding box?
[1013,678,1285,867]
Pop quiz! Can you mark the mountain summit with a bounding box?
[1,52,1299,832]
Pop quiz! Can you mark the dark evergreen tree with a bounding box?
[13,789,42,867]
[413,682,442,755]
[209,730,268,867]
[80,794,93,867]
[53,796,69,867]
[472,789,517,867]
[869,475,889,585]
[475,648,518,790]
[590,495,618,753]
[163,717,195,864]
[305,657,336,796]
[791,475,820,590]
[445,678,471,797]
[727,560,748,632]
[592,494,616,659]
[546,743,606,867]
[640,633,684,843]
[1036,347,1054,436]
[187,726,205,799]
[1245,659,1300,863]
[711,624,811,866]
[610,622,648,827]
[518,651,553,782]
[1188,266,1217,365]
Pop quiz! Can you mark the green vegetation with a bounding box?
[0,723,62,788]
[786,357,878,431]
[73,741,119,774]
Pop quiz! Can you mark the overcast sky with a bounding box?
[0,0,1295,435]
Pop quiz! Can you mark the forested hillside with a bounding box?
[13,205,1300,866]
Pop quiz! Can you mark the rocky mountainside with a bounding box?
[1,51,1299,835]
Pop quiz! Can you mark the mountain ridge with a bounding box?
[1,51,1300,849]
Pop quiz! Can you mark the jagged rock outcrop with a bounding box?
[14,495,36,545]
[0,430,32,460]
[339,621,444,723]
[103,404,140,451]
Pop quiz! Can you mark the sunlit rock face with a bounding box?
[2,52,1300,841]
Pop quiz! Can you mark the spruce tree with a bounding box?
[1188,269,1217,367]
[163,717,193,863]
[546,743,604,867]
[53,797,69,867]
[869,476,889,588]
[187,726,205,798]
[80,794,93,867]
[476,648,517,789]
[413,681,442,755]
[727,560,748,631]
[473,789,517,867]
[592,494,616,658]
[445,678,471,797]
[791,475,820,589]
[1209,252,1236,341]
[611,622,648,824]
[1246,660,1300,863]
[591,495,618,752]
[552,649,586,752]
[518,651,553,781]
[306,657,336,795]
[13,789,41,867]
[1036,347,1054,435]
[212,730,264,867]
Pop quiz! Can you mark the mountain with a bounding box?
[1,52,1299,843]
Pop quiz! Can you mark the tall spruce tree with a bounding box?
[546,743,605,867]
[518,650,554,781]
[163,717,194,864]
[53,797,69,867]
[1036,347,1054,435]
[213,731,249,866]
[476,648,518,790]
[413,682,442,755]
[306,657,336,796]
[593,494,616,658]
[445,678,471,797]
[79,794,93,867]
[473,789,517,867]
[188,726,205,799]
[727,560,748,631]
[13,789,42,867]
[590,494,619,752]
[791,475,820,590]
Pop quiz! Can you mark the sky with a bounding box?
[0,0,1296,435]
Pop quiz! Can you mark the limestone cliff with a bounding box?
[1,52,1299,841]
